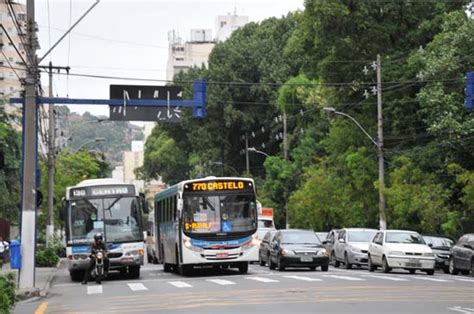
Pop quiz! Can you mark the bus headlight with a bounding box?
[242,234,258,251]
[125,249,145,256]
[183,238,203,252]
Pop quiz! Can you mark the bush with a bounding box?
[36,247,59,267]
[0,272,16,313]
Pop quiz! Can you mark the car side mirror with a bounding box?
[339,239,345,244]
[60,198,67,221]
[322,240,328,245]
[428,243,433,248]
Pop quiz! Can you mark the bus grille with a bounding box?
[201,253,241,260]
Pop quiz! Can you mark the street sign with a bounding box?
[109,85,184,122]
[466,72,474,110]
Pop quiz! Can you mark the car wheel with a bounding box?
[332,252,340,268]
[321,265,329,272]
[443,266,450,274]
[368,255,376,272]
[278,257,285,271]
[426,269,434,276]
[449,257,459,275]
[471,259,474,277]
[344,253,352,269]
[409,269,416,274]
[382,256,391,273]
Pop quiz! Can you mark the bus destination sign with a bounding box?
[185,180,253,192]
[69,185,136,199]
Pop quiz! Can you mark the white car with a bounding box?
[333,228,378,269]
[368,229,436,275]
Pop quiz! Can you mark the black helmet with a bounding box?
[94,233,103,242]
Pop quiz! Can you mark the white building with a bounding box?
[123,140,145,191]
[215,14,249,42]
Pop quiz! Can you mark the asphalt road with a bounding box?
[15,262,474,314]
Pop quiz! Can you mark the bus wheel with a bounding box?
[70,270,83,282]
[129,266,140,279]
[238,262,248,274]
[179,265,191,276]
[164,263,172,272]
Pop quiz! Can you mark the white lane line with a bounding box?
[283,275,323,282]
[127,283,148,291]
[87,285,103,294]
[408,276,452,282]
[245,277,279,283]
[362,275,408,282]
[448,306,474,314]
[323,275,365,281]
[168,281,192,288]
[206,279,236,286]
[453,278,474,283]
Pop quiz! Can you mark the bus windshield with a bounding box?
[68,196,142,244]
[183,193,257,235]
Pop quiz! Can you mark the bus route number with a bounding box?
[192,181,244,191]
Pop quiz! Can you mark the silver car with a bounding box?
[333,228,378,269]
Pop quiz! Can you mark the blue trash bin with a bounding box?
[9,240,21,269]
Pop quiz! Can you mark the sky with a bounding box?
[35,0,304,117]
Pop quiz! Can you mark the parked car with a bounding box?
[449,233,474,276]
[269,229,329,271]
[323,229,340,267]
[333,228,378,269]
[368,229,435,275]
[422,235,454,274]
[259,230,277,266]
[315,232,328,242]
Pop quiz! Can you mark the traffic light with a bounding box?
[466,72,474,110]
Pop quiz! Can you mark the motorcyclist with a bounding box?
[82,232,109,284]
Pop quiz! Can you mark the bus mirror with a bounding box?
[177,198,183,210]
[60,198,67,221]
[140,193,149,214]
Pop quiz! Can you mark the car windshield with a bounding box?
[386,232,424,244]
[348,230,377,242]
[423,236,453,248]
[183,193,257,234]
[68,196,142,244]
[282,232,321,245]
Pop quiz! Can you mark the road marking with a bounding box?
[34,302,48,314]
[245,276,279,283]
[87,285,103,294]
[206,279,236,285]
[362,275,408,281]
[448,306,474,314]
[453,278,474,283]
[283,275,322,282]
[408,276,452,282]
[323,275,365,281]
[168,281,192,288]
[127,283,148,291]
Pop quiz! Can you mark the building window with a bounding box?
[220,21,227,28]
[17,13,26,21]
[176,58,184,61]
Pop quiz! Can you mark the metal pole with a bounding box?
[283,109,289,229]
[245,132,249,173]
[19,0,37,289]
[377,54,387,230]
[46,62,54,247]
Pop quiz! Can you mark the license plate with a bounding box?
[406,262,422,268]
[300,256,313,262]
[216,252,228,258]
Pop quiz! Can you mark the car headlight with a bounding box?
[423,252,434,257]
[388,251,404,256]
[317,249,327,256]
[281,249,295,256]
[349,246,362,253]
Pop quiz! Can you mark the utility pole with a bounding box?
[376,54,387,230]
[283,109,289,229]
[20,0,37,289]
[245,132,249,173]
[41,62,70,247]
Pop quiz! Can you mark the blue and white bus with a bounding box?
[153,177,259,275]
[62,179,148,281]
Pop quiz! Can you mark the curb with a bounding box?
[15,259,63,301]
[41,259,62,297]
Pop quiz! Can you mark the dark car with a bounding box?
[259,230,277,266]
[422,235,454,273]
[449,233,474,276]
[268,229,329,271]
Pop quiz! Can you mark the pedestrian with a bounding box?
[0,236,9,268]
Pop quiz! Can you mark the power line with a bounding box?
[1,50,22,81]
[0,24,28,69]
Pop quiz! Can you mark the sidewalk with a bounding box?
[1,259,63,300]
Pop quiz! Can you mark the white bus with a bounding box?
[62,179,148,281]
[153,177,259,275]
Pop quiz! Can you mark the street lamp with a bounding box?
[74,137,106,153]
[323,107,387,230]
[247,147,270,158]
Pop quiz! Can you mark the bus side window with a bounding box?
[173,196,177,220]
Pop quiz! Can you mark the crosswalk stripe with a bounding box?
[283,276,322,282]
[363,275,408,282]
[168,281,193,288]
[206,279,236,285]
[87,285,103,295]
[408,277,452,282]
[127,283,148,291]
[245,277,279,283]
[323,275,365,281]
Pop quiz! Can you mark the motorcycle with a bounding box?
[91,249,107,284]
